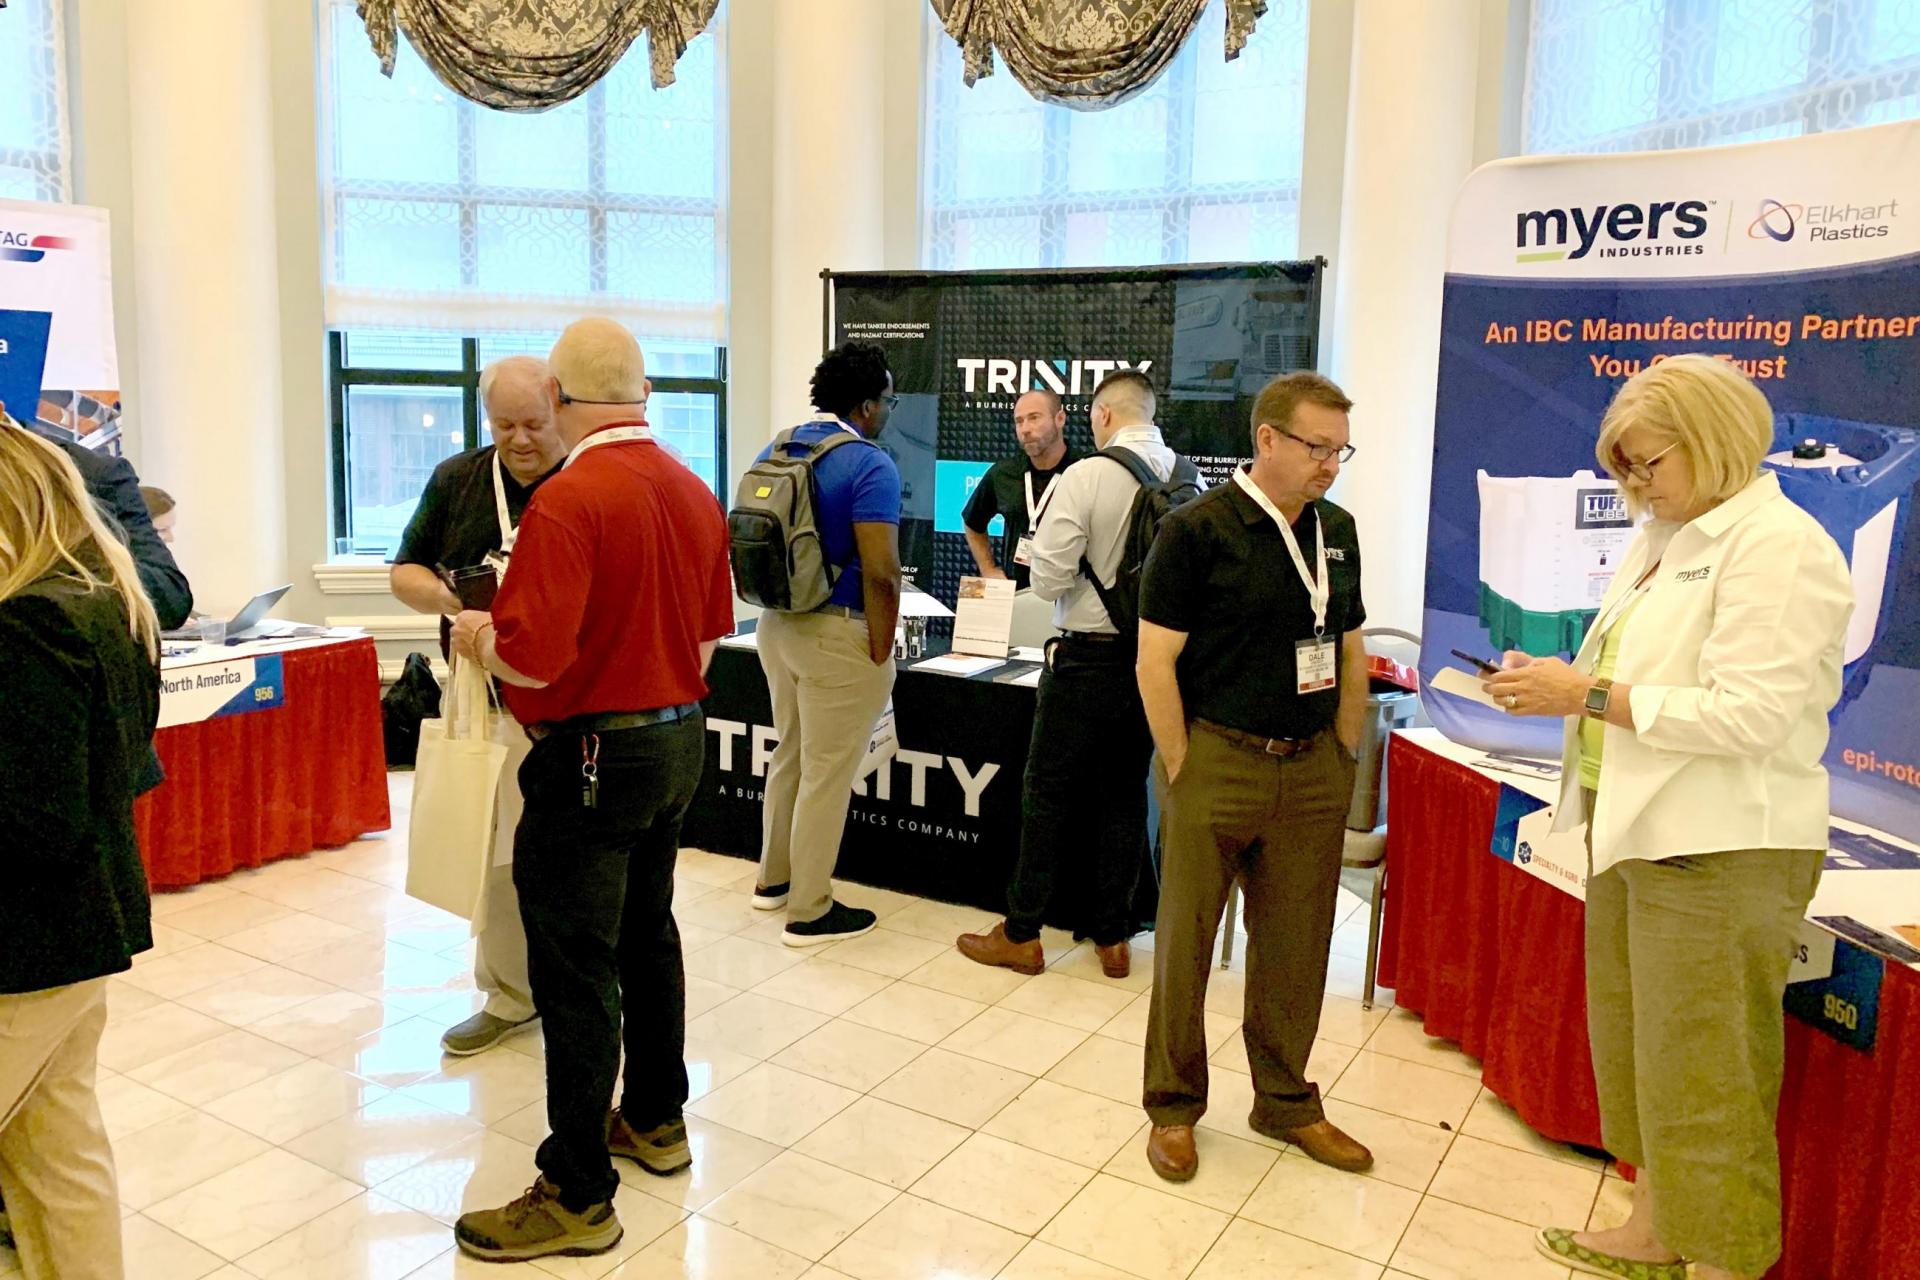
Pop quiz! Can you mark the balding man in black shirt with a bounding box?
[1133,371,1374,1184]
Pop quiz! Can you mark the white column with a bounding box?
[767,0,888,429]
[122,0,287,614]
[1326,0,1481,631]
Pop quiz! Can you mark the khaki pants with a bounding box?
[1583,795,1821,1277]
[474,715,534,1024]
[1145,725,1355,1132]
[756,610,896,923]
[0,978,121,1280]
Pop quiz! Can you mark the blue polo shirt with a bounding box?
[754,416,901,609]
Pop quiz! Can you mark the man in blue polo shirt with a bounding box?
[750,342,903,945]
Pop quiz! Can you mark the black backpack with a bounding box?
[1077,448,1204,634]
[729,428,881,611]
[380,652,442,768]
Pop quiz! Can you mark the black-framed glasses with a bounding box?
[556,384,643,408]
[880,393,901,410]
[1617,439,1678,482]
[1278,426,1356,464]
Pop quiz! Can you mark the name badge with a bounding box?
[1013,535,1035,567]
[1296,636,1337,694]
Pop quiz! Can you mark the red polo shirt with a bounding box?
[491,426,734,725]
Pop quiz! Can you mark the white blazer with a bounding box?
[1551,471,1853,874]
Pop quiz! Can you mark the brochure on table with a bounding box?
[952,575,1016,659]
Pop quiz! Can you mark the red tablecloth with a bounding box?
[135,637,392,888]
[1379,732,1920,1280]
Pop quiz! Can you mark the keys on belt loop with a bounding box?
[581,733,600,810]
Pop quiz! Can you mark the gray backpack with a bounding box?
[728,427,878,612]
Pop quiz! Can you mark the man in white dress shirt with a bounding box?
[956,370,1194,980]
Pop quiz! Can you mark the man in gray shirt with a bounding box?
[956,370,1185,980]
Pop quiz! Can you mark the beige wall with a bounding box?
[62,0,1527,672]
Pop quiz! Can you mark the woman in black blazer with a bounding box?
[0,427,160,1280]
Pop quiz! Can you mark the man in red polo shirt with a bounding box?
[446,318,734,1264]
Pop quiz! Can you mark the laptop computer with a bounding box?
[162,584,293,641]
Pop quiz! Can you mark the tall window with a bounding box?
[1525,0,1920,153]
[0,0,71,202]
[921,0,1310,269]
[318,0,728,554]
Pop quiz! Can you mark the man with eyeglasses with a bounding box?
[446,319,735,1263]
[1132,371,1375,1184]
[749,341,904,945]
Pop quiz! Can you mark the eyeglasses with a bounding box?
[556,384,643,408]
[1617,440,1679,482]
[880,393,900,410]
[1276,427,1357,464]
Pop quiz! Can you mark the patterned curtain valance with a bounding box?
[930,0,1269,110]
[354,0,720,111]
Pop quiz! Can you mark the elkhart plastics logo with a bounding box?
[0,231,74,264]
[1747,197,1898,244]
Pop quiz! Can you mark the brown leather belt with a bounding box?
[527,704,699,742]
[1195,719,1316,758]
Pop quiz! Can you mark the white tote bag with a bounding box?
[405,654,510,921]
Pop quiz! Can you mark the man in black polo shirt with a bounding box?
[390,354,565,1057]
[1134,371,1374,1183]
[961,388,1078,589]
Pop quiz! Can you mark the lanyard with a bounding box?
[490,452,518,553]
[808,412,861,439]
[564,421,653,469]
[1023,468,1061,524]
[1233,466,1329,635]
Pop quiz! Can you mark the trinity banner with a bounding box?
[828,262,1324,606]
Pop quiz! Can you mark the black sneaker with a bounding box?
[752,881,790,911]
[783,901,877,947]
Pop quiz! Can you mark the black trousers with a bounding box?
[512,713,705,1210]
[1005,636,1152,947]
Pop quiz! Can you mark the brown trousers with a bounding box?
[1144,723,1355,1132]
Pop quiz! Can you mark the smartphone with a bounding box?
[1450,648,1500,675]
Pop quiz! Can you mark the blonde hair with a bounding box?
[1595,354,1773,519]
[0,426,160,656]
[549,318,647,404]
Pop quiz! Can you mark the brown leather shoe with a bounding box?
[956,922,1044,975]
[1095,940,1131,979]
[1283,1119,1374,1173]
[1146,1124,1198,1182]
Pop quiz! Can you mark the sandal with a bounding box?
[1535,1227,1689,1280]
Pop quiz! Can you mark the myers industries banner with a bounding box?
[1419,120,1920,842]
[829,263,1323,606]
[0,198,120,446]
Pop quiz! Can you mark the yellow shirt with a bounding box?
[1577,595,1645,790]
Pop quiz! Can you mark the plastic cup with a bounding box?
[201,618,228,647]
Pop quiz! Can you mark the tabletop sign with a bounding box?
[1784,930,1883,1053]
[157,655,286,729]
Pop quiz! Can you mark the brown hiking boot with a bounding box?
[956,922,1045,975]
[608,1109,692,1176]
[1146,1124,1198,1182]
[454,1177,622,1262]
[1095,940,1131,979]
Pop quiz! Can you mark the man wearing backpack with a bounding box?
[1133,371,1372,1185]
[956,369,1198,981]
[744,342,903,945]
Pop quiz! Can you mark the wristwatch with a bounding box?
[1583,677,1614,719]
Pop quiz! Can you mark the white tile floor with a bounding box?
[0,772,1638,1280]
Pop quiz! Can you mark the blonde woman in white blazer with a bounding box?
[1483,355,1853,1280]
